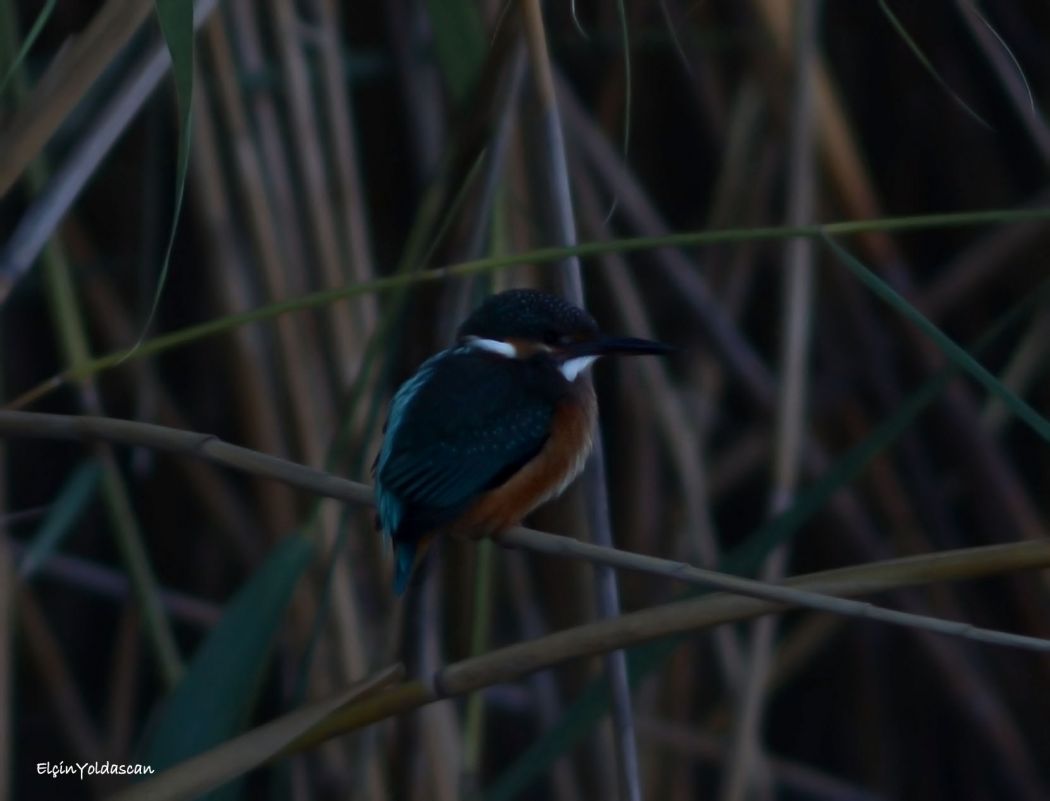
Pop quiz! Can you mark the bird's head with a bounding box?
[456,289,673,381]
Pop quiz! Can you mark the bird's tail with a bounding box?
[394,535,435,596]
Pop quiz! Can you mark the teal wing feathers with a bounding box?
[374,349,559,547]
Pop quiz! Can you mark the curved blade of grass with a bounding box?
[821,233,1050,441]
[135,0,194,342]
[0,0,56,96]
[878,0,991,129]
[9,206,1050,412]
[18,459,101,578]
[962,1,1034,115]
[480,276,1050,801]
[141,534,314,795]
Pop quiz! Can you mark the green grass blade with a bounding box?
[878,0,991,129]
[37,206,1048,387]
[10,208,1048,413]
[142,534,314,797]
[0,0,55,96]
[821,233,1050,441]
[18,459,101,578]
[136,0,194,341]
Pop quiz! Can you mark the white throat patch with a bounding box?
[465,336,517,358]
[559,355,598,382]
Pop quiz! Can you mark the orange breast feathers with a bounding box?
[451,382,597,540]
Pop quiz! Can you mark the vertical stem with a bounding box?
[520,2,641,799]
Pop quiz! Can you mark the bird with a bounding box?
[373,288,672,594]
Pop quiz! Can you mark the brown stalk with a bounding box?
[0,0,152,194]
[202,17,336,466]
[188,64,300,539]
[752,0,896,264]
[268,0,359,389]
[310,0,380,333]
[201,20,370,724]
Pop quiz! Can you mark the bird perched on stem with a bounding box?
[373,289,672,594]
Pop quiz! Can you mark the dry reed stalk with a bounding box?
[188,67,300,539]
[0,0,152,194]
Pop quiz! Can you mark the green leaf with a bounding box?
[142,534,314,798]
[425,0,486,102]
[138,0,195,340]
[19,459,102,578]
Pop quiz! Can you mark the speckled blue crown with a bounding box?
[457,289,598,342]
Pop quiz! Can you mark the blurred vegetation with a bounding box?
[1,1,1049,800]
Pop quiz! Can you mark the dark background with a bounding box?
[1,1,1049,800]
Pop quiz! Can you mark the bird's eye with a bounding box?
[543,330,574,347]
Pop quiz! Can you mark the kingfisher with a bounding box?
[373,289,672,594]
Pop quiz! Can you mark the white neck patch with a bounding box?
[559,355,598,382]
[464,336,517,358]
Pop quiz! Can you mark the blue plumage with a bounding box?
[373,289,672,595]
[393,543,417,596]
[374,345,560,594]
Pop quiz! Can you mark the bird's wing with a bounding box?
[374,350,557,537]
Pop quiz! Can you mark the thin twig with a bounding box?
[1,411,1049,655]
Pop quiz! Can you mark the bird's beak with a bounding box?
[567,335,675,358]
